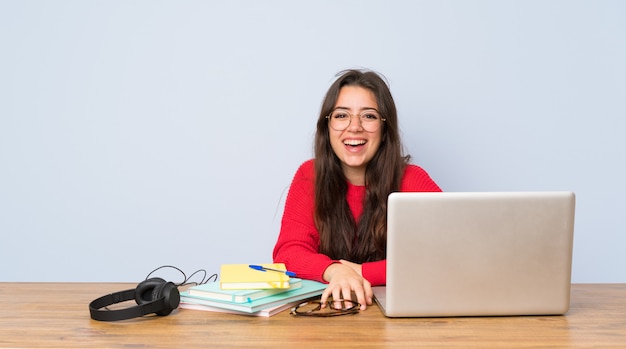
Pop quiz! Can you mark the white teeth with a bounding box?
[344,139,366,146]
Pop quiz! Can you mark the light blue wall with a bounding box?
[1,1,624,282]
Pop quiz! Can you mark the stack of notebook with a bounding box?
[179,263,326,317]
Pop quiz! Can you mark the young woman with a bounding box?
[273,69,441,309]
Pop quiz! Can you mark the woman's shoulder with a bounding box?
[289,159,315,183]
[286,159,316,197]
[294,159,315,176]
[403,163,429,176]
[299,159,315,171]
[401,164,442,192]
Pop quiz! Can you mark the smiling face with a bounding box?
[329,85,383,185]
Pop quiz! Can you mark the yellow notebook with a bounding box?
[220,263,291,290]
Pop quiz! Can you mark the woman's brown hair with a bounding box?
[314,69,409,263]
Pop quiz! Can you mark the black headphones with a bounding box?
[89,277,180,321]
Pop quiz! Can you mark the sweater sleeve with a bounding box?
[272,160,335,283]
[362,260,386,286]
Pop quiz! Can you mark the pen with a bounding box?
[249,265,297,277]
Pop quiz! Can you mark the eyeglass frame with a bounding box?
[325,108,386,132]
[290,299,361,317]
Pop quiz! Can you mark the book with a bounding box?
[219,263,291,290]
[180,279,326,313]
[188,278,303,303]
[179,299,302,317]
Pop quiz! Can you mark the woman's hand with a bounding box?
[320,260,373,310]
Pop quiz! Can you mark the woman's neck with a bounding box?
[343,166,366,186]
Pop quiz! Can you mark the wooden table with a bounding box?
[0,283,624,348]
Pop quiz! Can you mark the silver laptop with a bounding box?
[373,191,575,317]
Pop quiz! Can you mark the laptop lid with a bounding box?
[373,191,575,317]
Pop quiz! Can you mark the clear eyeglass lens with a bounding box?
[328,110,382,132]
[294,302,323,313]
[291,300,359,316]
[326,300,358,311]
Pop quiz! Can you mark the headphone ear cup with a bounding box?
[152,281,180,316]
[135,277,167,305]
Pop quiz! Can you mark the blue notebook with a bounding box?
[188,278,302,303]
[180,279,326,313]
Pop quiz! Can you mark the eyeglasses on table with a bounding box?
[290,299,361,317]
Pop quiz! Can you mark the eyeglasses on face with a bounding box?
[290,299,361,317]
[326,109,386,132]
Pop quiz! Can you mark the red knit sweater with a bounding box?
[272,160,442,286]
